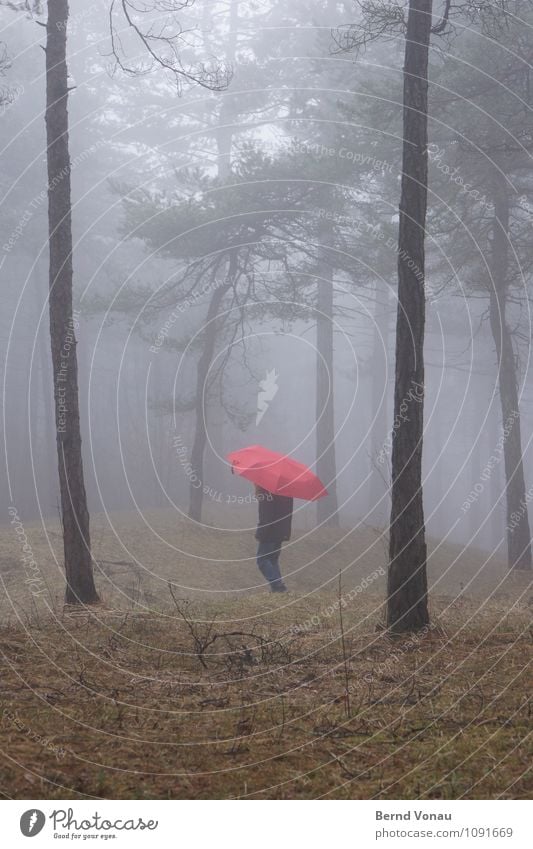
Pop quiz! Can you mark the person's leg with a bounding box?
[256,541,276,585]
[256,541,286,591]
[269,545,287,592]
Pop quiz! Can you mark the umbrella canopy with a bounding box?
[227,444,328,501]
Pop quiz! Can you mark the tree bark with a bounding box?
[316,261,339,526]
[387,0,432,632]
[46,0,99,604]
[488,172,531,570]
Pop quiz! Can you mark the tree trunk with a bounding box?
[368,279,390,526]
[487,393,504,552]
[316,262,339,526]
[46,0,99,604]
[209,0,238,181]
[387,0,432,632]
[187,0,239,523]
[35,266,58,512]
[429,392,444,537]
[188,258,235,521]
[488,173,531,570]
[468,412,482,543]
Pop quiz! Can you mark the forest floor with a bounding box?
[0,511,531,799]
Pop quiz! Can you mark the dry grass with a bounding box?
[1,508,529,619]
[0,512,531,799]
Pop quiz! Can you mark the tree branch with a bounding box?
[108,0,231,91]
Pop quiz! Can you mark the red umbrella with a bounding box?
[227,444,328,501]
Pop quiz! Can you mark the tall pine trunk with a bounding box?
[188,259,234,521]
[387,0,432,632]
[489,172,531,570]
[187,0,239,522]
[368,279,390,526]
[46,0,98,604]
[316,262,339,526]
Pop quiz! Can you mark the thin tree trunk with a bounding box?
[46,0,98,604]
[387,0,432,632]
[187,0,239,523]
[468,413,482,543]
[316,261,339,526]
[188,258,234,521]
[429,392,444,536]
[206,0,238,181]
[368,279,390,526]
[35,268,58,512]
[489,172,531,570]
[488,393,503,552]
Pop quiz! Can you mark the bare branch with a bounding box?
[108,0,231,91]
[431,0,452,34]
[334,0,509,54]
[0,0,43,14]
[333,0,407,54]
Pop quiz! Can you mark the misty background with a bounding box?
[2,0,532,556]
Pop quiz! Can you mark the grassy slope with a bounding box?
[0,596,531,799]
[0,514,531,799]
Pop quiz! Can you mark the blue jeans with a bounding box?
[256,541,285,591]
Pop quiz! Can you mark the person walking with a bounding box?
[254,485,293,593]
[227,445,327,593]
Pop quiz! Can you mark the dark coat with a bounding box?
[255,489,293,543]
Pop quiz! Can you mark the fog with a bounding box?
[2,0,533,560]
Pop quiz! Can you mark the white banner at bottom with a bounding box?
[2,799,531,848]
